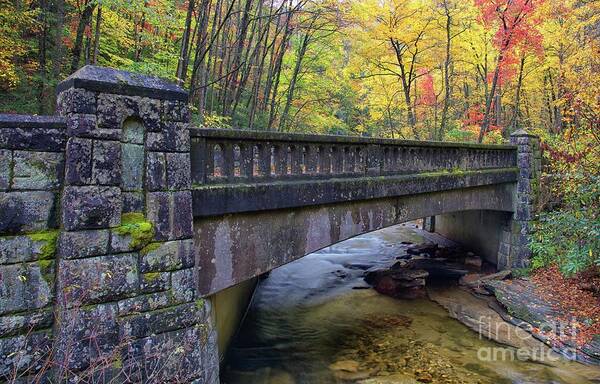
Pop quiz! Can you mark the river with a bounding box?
[221,223,600,384]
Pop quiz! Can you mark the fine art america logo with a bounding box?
[475,315,578,362]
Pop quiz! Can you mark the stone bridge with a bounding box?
[0,66,540,383]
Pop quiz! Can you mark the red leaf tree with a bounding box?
[474,0,544,142]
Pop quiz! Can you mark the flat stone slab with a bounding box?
[56,65,188,101]
[0,114,66,128]
[485,278,600,365]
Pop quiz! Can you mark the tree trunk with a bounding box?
[134,2,148,62]
[49,0,65,112]
[92,5,102,64]
[510,55,526,133]
[177,0,196,85]
[279,32,310,132]
[38,0,49,114]
[478,52,502,143]
[439,4,452,141]
[71,1,96,72]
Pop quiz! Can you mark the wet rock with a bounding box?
[329,359,374,381]
[464,255,482,270]
[269,370,295,384]
[404,259,469,280]
[365,267,429,299]
[459,270,511,294]
[427,285,558,358]
[434,246,464,259]
[329,359,359,372]
[415,369,433,383]
[374,276,426,299]
[407,243,438,256]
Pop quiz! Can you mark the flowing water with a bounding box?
[221,223,600,384]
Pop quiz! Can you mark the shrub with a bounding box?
[530,174,600,275]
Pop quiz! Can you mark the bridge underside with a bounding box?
[195,180,516,296]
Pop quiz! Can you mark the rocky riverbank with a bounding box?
[363,242,600,368]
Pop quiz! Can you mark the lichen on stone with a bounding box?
[140,242,162,256]
[144,272,161,281]
[114,212,154,249]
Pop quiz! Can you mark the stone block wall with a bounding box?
[0,115,66,380]
[498,129,542,268]
[499,129,541,269]
[0,66,218,383]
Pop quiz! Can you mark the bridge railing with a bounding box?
[190,128,517,185]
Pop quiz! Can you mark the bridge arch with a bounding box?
[195,182,515,296]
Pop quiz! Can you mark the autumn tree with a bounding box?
[474,0,543,142]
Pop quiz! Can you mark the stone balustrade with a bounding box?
[190,128,517,186]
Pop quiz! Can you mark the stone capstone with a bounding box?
[0,128,67,152]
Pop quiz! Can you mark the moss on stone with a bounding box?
[112,355,123,369]
[28,230,59,259]
[140,242,162,256]
[195,298,205,309]
[144,272,161,281]
[114,213,154,249]
[36,259,55,284]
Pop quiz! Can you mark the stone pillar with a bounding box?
[54,66,218,382]
[423,216,435,232]
[0,115,66,381]
[498,129,541,269]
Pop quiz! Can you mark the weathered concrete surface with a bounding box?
[435,210,513,265]
[193,168,517,217]
[195,183,515,296]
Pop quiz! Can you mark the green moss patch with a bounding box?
[143,272,162,281]
[28,230,59,259]
[37,259,55,284]
[114,212,154,249]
